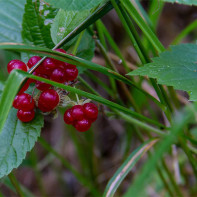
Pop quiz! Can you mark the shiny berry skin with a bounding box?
[64,108,74,124]
[27,56,42,69]
[71,105,84,120]
[35,74,51,91]
[64,64,78,81]
[83,103,98,120]
[42,57,56,71]
[50,68,66,83]
[38,89,59,112]
[74,118,91,132]
[13,93,35,111]
[7,60,27,74]
[17,109,35,122]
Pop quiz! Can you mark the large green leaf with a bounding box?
[22,0,56,48]
[0,0,26,42]
[45,0,103,10]
[103,139,158,197]
[51,9,90,45]
[0,108,44,178]
[161,0,197,6]
[128,44,197,101]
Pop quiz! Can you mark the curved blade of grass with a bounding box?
[103,139,158,197]
[0,43,164,110]
[123,104,197,197]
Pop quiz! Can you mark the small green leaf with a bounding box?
[161,0,197,6]
[0,0,26,42]
[0,108,44,178]
[45,0,103,10]
[128,44,197,101]
[51,9,90,45]
[22,0,56,48]
[103,139,158,197]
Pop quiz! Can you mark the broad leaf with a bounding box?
[51,9,90,45]
[161,0,197,6]
[45,0,103,11]
[0,108,44,178]
[22,0,56,48]
[128,44,197,101]
[103,139,158,197]
[0,0,26,42]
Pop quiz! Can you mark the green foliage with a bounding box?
[45,0,103,10]
[22,0,56,48]
[128,44,197,101]
[0,108,43,178]
[0,0,26,42]
[162,0,197,6]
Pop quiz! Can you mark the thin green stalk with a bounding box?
[38,137,101,197]
[161,159,184,197]
[98,20,130,72]
[96,39,141,112]
[8,173,24,197]
[95,20,107,49]
[172,20,197,45]
[72,31,85,55]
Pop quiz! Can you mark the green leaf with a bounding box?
[123,104,197,197]
[128,44,197,101]
[0,108,43,178]
[51,9,90,45]
[45,0,103,10]
[0,0,26,42]
[103,139,158,197]
[161,0,197,6]
[22,0,56,48]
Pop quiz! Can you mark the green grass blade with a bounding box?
[103,139,158,197]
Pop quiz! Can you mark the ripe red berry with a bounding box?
[50,68,67,83]
[71,105,84,120]
[55,49,67,54]
[64,64,78,81]
[7,60,27,74]
[74,118,91,132]
[38,89,59,112]
[53,48,67,65]
[83,103,98,120]
[35,74,51,91]
[27,56,42,69]
[13,93,35,111]
[42,57,56,71]
[17,109,35,122]
[64,108,74,124]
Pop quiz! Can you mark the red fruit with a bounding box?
[7,60,27,74]
[64,64,78,81]
[50,68,66,83]
[55,49,67,54]
[74,118,91,132]
[71,105,84,120]
[64,108,74,124]
[83,103,98,120]
[13,93,35,111]
[42,57,56,71]
[38,89,59,112]
[17,109,35,122]
[27,56,42,69]
[53,49,67,67]
[35,74,51,91]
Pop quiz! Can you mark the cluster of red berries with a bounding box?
[64,103,98,132]
[7,49,98,132]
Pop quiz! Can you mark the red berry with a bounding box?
[64,108,74,124]
[35,74,51,91]
[27,56,42,69]
[53,49,67,65]
[13,93,35,111]
[64,64,78,81]
[55,49,66,54]
[71,105,84,120]
[17,109,35,122]
[50,68,67,83]
[38,89,59,112]
[7,60,27,74]
[74,118,91,132]
[83,103,98,120]
[42,57,56,71]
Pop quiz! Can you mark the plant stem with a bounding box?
[72,31,85,55]
[8,173,24,197]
